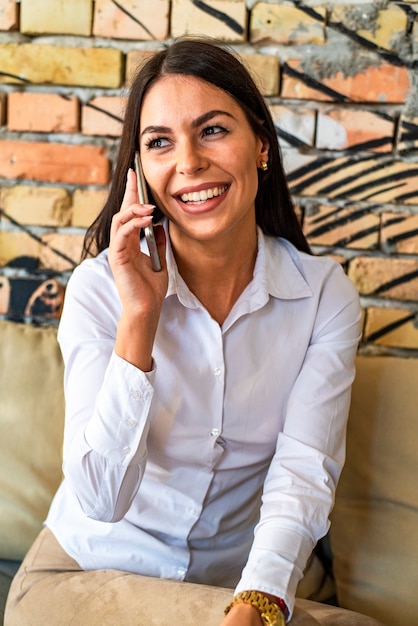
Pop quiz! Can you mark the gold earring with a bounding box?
[260,161,268,171]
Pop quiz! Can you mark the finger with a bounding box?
[120,168,139,212]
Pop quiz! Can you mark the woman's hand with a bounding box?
[220,603,264,626]
[108,168,168,371]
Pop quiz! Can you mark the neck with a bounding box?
[170,226,258,326]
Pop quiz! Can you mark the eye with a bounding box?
[144,137,170,150]
[202,125,228,137]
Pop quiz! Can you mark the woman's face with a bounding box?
[139,74,269,249]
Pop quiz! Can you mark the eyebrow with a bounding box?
[140,109,235,137]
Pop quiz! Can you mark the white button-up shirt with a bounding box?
[46,227,361,616]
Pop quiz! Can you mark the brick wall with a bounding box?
[1,0,418,357]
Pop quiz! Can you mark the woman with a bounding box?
[6,39,370,626]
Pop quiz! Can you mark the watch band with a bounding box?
[224,590,285,625]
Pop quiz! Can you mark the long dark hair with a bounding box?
[82,38,310,258]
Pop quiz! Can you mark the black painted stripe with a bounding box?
[372,267,418,295]
[365,312,416,342]
[0,209,78,268]
[111,0,156,39]
[289,154,379,194]
[0,71,31,83]
[192,0,244,35]
[275,126,312,149]
[325,167,418,199]
[282,62,349,102]
[85,101,124,124]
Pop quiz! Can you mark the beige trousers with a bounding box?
[5,528,383,626]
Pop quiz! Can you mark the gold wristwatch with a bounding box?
[224,590,285,625]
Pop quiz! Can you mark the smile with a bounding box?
[180,185,228,204]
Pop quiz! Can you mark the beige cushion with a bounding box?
[0,320,64,560]
[330,355,418,626]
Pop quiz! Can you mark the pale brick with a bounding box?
[241,54,279,97]
[381,212,418,255]
[0,0,18,30]
[285,154,418,204]
[40,233,85,271]
[0,140,110,185]
[0,44,123,88]
[330,5,408,52]
[269,105,315,149]
[304,204,380,250]
[125,50,156,84]
[316,108,394,152]
[7,92,79,133]
[281,59,410,104]
[93,0,169,40]
[1,185,72,227]
[21,0,93,36]
[171,0,247,43]
[250,2,325,45]
[0,275,10,314]
[348,256,418,301]
[81,96,126,137]
[71,188,108,227]
[0,231,40,266]
[365,307,418,349]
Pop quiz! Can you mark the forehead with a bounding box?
[140,74,243,126]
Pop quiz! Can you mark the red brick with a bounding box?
[281,59,410,104]
[171,0,247,42]
[7,92,79,133]
[0,274,10,314]
[316,108,394,152]
[81,97,126,137]
[0,141,110,185]
[0,0,18,30]
[93,0,169,40]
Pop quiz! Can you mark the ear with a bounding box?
[257,136,270,166]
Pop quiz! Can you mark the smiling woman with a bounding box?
[4,39,379,626]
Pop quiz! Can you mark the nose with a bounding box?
[176,138,207,176]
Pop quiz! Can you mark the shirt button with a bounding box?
[122,446,131,455]
[177,567,186,577]
[210,428,220,437]
[214,367,222,376]
[128,419,138,428]
[132,390,142,399]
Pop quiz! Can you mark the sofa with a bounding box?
[1,318,417,625]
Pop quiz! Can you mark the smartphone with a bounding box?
[134,152,162,272]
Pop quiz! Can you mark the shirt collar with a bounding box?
[162,220,313,308]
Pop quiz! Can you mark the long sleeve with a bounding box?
[235,249,361,615]
[58,252,155,522]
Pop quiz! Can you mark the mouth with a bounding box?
[179,185,228,205]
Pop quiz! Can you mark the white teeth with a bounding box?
[180,185,227,203]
